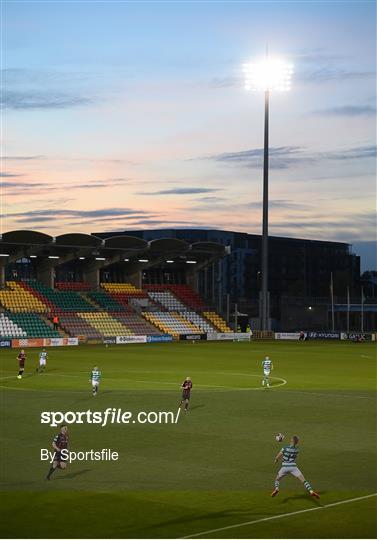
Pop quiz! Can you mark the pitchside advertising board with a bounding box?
[11,337,79,348]
[0,339,12,348]
[341,332,376,341]
[275,332,341,340]
[207,332,251,341]
[113,335,173,344]
[179,334,207,341]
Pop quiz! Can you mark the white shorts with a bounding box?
[91,380,99,387]
[277,466,303,479]
[39,359,46,366]
[264,370,271,377]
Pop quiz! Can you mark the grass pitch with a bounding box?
[0,340,376,538]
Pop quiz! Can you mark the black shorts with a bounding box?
[182,393,190,400]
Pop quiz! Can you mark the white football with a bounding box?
[275,433,284,442]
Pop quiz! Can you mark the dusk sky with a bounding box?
[2,1,376,268]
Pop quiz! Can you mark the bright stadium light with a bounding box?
[48,255,59,259]
[166,260,174,263]
[95,257,106,261]
[138,259,149,263]
[243,58,293,92]
[243,53,293,332]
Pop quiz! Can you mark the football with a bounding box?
[275,433,284,442]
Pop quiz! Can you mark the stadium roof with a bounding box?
[0,230,229,266]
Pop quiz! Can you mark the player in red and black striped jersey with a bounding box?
[179,377,192,413]
[46,425,69,480]
[17,350,26,379]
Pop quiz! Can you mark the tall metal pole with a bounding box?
[261,89,269,331]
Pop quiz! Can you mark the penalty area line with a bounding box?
[181,493,377,539]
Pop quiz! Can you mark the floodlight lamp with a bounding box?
[244,58,293,92]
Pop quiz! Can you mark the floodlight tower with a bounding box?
[243,56,293,331]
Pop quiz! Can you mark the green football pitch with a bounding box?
[0,340,376,539]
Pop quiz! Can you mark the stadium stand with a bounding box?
[203,311,232,332]
[183,311,216,332]
[0,313,27,338]
[58,313,103,340]
[55,281,91,291]
[25,281,95,312]
[113,313,161,335]
[142,311,201,337]
[0,281,49,313]
[147,291,187,311]
[88,291,126,312]
[5,313,60,338]
[145,284,206,311]
[77,312,133,336]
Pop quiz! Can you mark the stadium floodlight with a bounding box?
[138,259,149,263]
[166,260,174,263]
[29,255,37,258]
[124,258,130,262]
[243,54,293,332]
[186,260,197,264]
[243,58,293,92]
[0,253,10,257]
[79,257,85,260]
[95,257,106,261]
[48,255,59,259]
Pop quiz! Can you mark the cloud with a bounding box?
[298,68,376,84]
[0,172,22,177]
[324,145,377,161]
[1,181,46,188]
[2,90,93,110]
[3,155,45,161]
[314,105,376,117]
[206,146,310,169]
[202,144,376,170]
[140,187,223,195]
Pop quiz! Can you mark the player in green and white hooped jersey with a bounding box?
[89,366,101,396]
[271,435,320,499]
[37,348,48,372]
[262,356,273,387]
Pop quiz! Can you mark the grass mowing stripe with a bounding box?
[182,493,377,538]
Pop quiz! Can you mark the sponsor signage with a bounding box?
[116,335,147,344]
[275,333,300,340]
[207,332,251,341]
[147,335,173,343]
[12,337,79,348]
[341,332,375,341]
[0,339,11,348]
[103,337,117,345]
[307,332,341,340]
[179,334,207,341]
[12,338,45,348]
[44,337,79,347]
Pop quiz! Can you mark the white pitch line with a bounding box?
[182,493,377,539]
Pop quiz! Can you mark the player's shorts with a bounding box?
[277,466,302,479]
[54,451,68,463]
[91,380,99,387]
[39,359,46,366]
[182,392,190,400]
[263,369,271,377]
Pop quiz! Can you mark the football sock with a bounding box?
[274,480,279,489]
[304,480,312,492]
[47,466,56,479]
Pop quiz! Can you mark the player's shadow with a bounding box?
[56,468,91,479]
[281,492,327,506]
[142,508,276,532]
